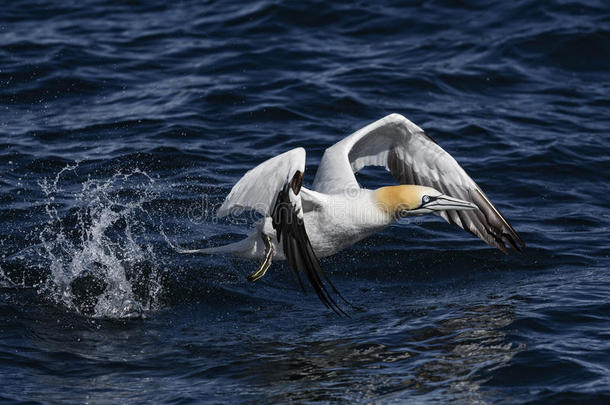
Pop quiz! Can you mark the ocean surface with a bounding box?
[1,0,609,403]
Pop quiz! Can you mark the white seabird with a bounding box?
[178,114,524,314]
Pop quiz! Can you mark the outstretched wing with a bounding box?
[218,148,347,314]
[313,113,524,253]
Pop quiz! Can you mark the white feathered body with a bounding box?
[223,188,393,259]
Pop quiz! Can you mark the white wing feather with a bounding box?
[313,114,523,252]
[313,114,425,194]
[217,147,306,217]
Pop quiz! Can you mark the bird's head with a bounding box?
[375,185,477,218]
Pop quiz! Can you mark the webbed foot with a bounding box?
[247,233,273,282]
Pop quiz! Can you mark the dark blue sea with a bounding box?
[1,0,609,403]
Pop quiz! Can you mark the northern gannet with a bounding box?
[179,114,524,314]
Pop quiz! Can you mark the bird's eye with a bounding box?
[422,195,430,204]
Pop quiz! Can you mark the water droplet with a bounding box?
[120,299,143,319]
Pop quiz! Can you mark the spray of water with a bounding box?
[36,164,163,318]
[0,265,14,288]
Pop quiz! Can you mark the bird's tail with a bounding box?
[162,228,256,256]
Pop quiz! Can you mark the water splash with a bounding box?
[0,264,16,288]
[36,164,163,318]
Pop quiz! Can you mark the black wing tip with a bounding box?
[297,239,351,317]
[290,170,304,194]
[502,224,526,253]
[494,232,526,255]
[470,188,525,254]
[271,173,351,317]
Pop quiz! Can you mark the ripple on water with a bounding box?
[1,0,610,403]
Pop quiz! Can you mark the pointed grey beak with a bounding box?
[425,194,477,211]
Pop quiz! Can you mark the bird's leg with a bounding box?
[247,233,274,282]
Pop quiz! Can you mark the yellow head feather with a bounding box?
[374,185,436,214]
